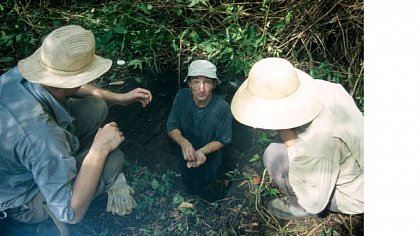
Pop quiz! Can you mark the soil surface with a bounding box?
[44,70,364,235]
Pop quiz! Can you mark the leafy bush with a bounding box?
[0,0,363,109]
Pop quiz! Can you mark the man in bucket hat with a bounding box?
[0,25,152,233]
[231,57,363,219]
[167,60,232,200]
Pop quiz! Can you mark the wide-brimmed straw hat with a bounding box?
[184,60,221,85]
[18,25,112,88]
[231,57,323,129]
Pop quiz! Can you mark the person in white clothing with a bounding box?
[230,57,363,219]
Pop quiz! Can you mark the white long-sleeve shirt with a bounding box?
[288,79,364,214]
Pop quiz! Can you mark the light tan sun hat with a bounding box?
[184,60,221,85]
[18,25,112,88]
[231,57,323,129]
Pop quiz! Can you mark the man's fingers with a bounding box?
[187,161,200,168]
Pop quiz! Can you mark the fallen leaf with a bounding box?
[177,202,194,209]
[252,175,261,185]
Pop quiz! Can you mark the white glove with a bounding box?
[106,173,138,216]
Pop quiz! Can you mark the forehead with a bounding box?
[190,76,213,81]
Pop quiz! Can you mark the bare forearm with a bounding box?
[168,129,189,146]
[77,84,121,105]
[197,141,224,155]
[69,148,108,224]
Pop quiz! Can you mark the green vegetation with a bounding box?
[0,0,363,110]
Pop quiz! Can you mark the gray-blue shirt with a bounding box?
[0,67,78,222]
[166,88,232,151]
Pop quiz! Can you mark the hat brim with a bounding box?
[18,49,112,88]
[231,68,323,129]
[184,75,222,85]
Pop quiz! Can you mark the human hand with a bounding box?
[91,122,124,154]
[180,141,195,161]
[186,151,206,168]
[106,173,138,216]
[118,88,152,107]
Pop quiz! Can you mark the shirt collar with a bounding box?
[21,79,76,132]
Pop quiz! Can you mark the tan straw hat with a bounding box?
[231,57,323,129]
[18,25,112,88]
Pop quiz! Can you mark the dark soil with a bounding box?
[67,70,364,235]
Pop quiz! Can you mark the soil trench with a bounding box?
[71,71,364,235]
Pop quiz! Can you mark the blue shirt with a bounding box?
[166,88,232,152]
[0,67,78,223]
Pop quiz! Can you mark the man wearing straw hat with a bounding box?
[167,60,232,200]
[0,25,152,233]
[231,57,363,219]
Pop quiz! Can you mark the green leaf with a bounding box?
[0,57,14,63]
[133,76,143,84]
[140,3,151,14]
[257,132,272,145]
[285,11,293,24]
[0,33,15,45]
[174,8,183,16]
[113,24,127,34]
[249,154,261,163]
[225,5,234,13]
[172,194,184,205]
[188,0,200,7]
[128,59,142,69]
[97,31,114,46]
[151,179,160,189]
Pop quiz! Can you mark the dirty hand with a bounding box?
[118,88,153,107]
[91,122,124,154]
[180,141,195,161]
[187,151,206,168]
[106,173,137,216]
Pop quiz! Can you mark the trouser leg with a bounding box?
[3,97,122,232]
[68,96,108,150]
[263,143,303,209]
[4,192,60,235]
[5,192,49,224]
[69,96,124,197]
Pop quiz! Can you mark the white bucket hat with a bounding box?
[231,57,323,129]
[184,60,221,85]
[18,25,112,88]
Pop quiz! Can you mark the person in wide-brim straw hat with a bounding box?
[231,57,364,219]
[0,25,153,234]
[18,25,112,88]
[231,57,323,129]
